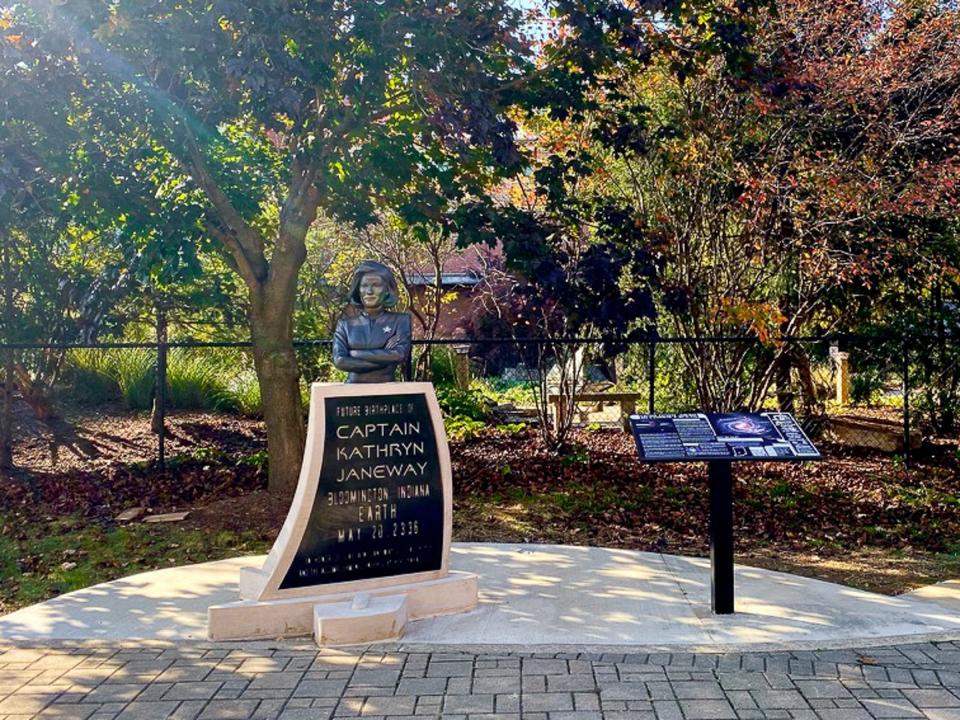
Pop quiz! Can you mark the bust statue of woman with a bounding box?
[332,260,412,383]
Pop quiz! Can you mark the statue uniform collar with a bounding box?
[355,311,394,331]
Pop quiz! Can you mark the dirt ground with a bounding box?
[3,406,960,609]
[11,399,264,473]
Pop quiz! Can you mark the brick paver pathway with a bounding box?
[3,641,960,720]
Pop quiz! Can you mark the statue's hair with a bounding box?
[348,260,400,309]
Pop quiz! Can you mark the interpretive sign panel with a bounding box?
[628,411,818,615]
[281,392,444,589]
[629,412,820,462]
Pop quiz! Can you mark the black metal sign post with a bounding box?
[629,412,820,616]
[709,460,734,614]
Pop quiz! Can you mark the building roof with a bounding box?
[405,243,503,287]
[406,272,480,287]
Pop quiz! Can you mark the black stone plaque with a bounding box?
[281,392,444,589]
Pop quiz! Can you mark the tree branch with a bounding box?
[182,131,270,285]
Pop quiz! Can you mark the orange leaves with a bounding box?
[716,297,786,342]
[751,92,775,115]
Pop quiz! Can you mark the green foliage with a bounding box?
[243,450,269,471]
[497,422,528,436]
[65,347,266,414]
[4,0,545,489]
[478,378,537,407]
[436,385,493,422]
[109,349,156,410]
[443,414,526,443]
[851,367,886,406]
[65,347,156,410]
[561,445,591,467]
[444,415,489,442]
[617,343,697,413]
[164,445,226,470]
[164,349,231,410]
[430,347,457,386]
[769,480,793,499]
[893,485,960,509]
[66,350,122,404]
[229,370,263,418]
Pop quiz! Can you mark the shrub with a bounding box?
[851,366,886,406]
[497,422,528,435]
[478,377,537,407]
[66,350,121,404]
[165,349,232,410]
[228,370,262,417]
[65,348,154,409]
[444,415,488,442]
[65,346,319,418]
[430,347,457,385]
[607,343,697,412]
[110,348,156,410]
[436,385,492,421]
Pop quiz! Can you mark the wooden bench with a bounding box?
[547,392,647,431]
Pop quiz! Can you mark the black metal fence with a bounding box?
[1,331,950,472]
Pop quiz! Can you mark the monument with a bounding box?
[208,261,478,644]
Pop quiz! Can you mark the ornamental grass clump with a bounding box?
[227,369,263,418]
[67,348,155,410]
[66,349,122,404]
[110,348,156,410]
[164,349,232,410]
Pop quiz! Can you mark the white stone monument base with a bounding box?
[208,570,477,642]
[314,594,407,646]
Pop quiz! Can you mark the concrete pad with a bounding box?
[903,580,960,614]
[0,556,250,641]
[2,543,959,650]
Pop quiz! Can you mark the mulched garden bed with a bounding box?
[2,409,959,609]
[453,429,960,554]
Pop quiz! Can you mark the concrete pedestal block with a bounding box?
[314,594,407,645]
[208,570,478,641]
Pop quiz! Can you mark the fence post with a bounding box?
[647,340,656,413]
[155,307,168,471]
[0,345,10,471]
[453,344,471,390]
[0,231,12,470]
[902,332,911,468]
[404,343,413,381]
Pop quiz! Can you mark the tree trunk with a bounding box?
[250,294,306,496]
[415,348,432,381]
[793,348,821,416]
[183,141,315,494]
[774,352,795,414]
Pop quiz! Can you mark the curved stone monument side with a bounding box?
[239,384,328,594]
[239,381,454,602]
